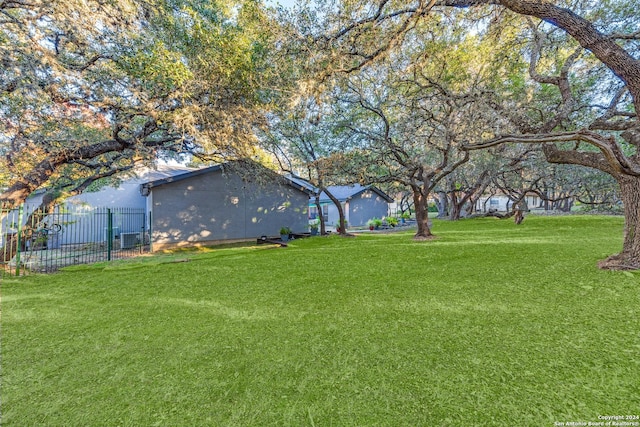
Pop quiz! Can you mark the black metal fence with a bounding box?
[1,204,148,276]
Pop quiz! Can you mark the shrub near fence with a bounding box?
[1,204,148,276]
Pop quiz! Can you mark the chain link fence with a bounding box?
[1,204,149,276]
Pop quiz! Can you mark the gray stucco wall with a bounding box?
[67,180,147,210]
[348,190,390,226]
[325,201,344,226]
[324,190,390,227]
[149,170,309,248]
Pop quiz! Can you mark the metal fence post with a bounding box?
[0,204,6,277]
[107,208,113,261]
[140,210,146,254]
[15,204,24,276]
[148,211,153,253]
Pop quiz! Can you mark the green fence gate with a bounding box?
[1,204,148,276]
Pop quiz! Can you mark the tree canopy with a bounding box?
[2,0,638,269]
[1,0,280,207]
[288,0,639,268]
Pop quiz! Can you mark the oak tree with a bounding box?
[308,0,640,269]
[1,0,277,208]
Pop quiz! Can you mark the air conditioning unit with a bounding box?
[120,232,139,249]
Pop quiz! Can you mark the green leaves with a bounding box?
[1,0,285,206]
[121,41,193,94]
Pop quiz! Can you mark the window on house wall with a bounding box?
[309,205,329,221]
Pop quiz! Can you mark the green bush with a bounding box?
[279,226,291,235]
[368,218,383,228]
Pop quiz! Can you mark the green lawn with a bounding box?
[2,215,639,426]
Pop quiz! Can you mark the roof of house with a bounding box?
[22,164,195,203]
[320,184,393,203]
[278,178,394,204]
[139,164,199,182]
[140,162,315,196]
[285,174,319,194]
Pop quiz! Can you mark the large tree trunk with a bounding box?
[323,189,348,236]
[448,188,460,220]
[449,198,463,220]
[436,191,448,218]
[413,187,433,240]
[598,175,640,270]
[314,195,326,235]
[542,145,640,269]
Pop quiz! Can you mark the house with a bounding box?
[474,194,542,213]
[20,165,195,211]
[4,165,195,247]
[65,165,197,210]
[1,163,310,266]
[310,184,393,227]
[140,163,312,250]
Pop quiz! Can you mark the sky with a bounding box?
[266,0,298,9]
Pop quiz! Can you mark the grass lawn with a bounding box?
[1,215,639,426]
